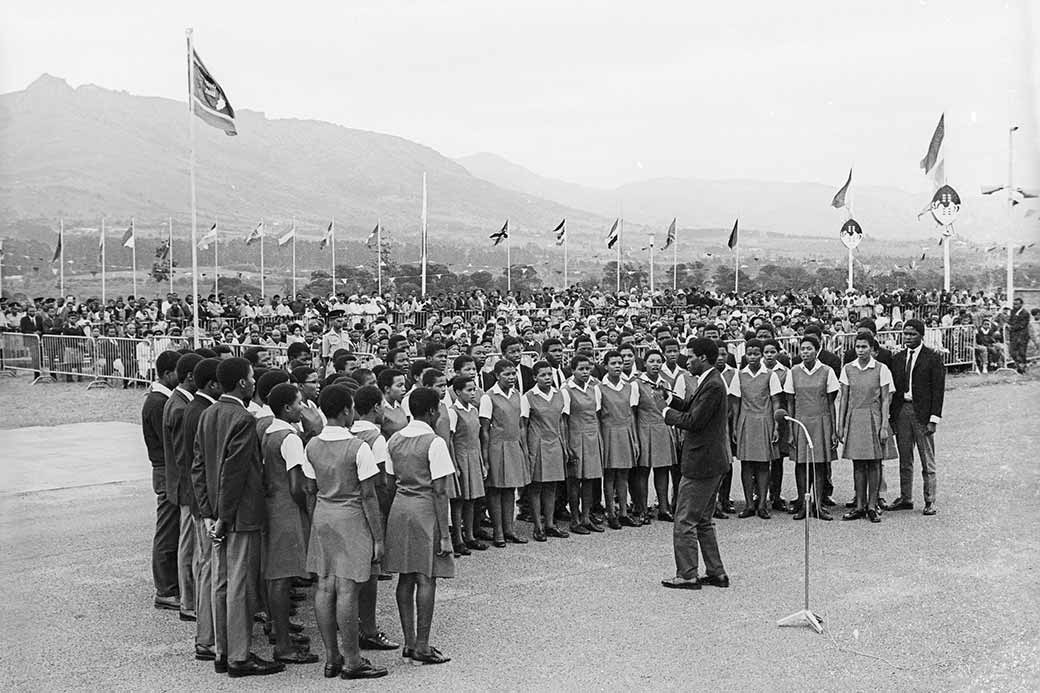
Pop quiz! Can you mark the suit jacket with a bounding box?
[664,369,731,480]
[162,388,194,507]
[480,363,534,393]
[142,390,169,467]
[184,394,212,516]
[890,345,945,426]
[20,315,44,334]
[1009,307,1031,337]
[192,395,264,531]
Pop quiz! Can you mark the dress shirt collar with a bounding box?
[150,382,173,397]
[740,364,768,376]
[795,360,824,376]
[452,398,477,413]
[219,394,247,408]
[350,420,380,433]
[399,419,434,437]
[174,386,195,401]
[255,404,273,419]
[529,385,557,401]
[317,425,355,441]
[196,391,216,404]
[266,418,296,434]
[849,357,878,371]
[567,377,594,393]
[602,375,629,392]
[488,383,517,398]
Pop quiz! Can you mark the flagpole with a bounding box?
[563,223,568,288]
[847,190,854,293]
[616,214,622,294]
[1007,125,1017,306]
[330,217,336,299]
[214,218,219,295]
[101,218,107,305]
[187,28,200,348]
[649,236,655,293]
[59,218,65,296]
[943,230,951,291]
[734,239,739,294]
[377,218,383,296]
[506,220,512,293]
[672,228,678,291]
[259,218,265,300]
[168,216,174,296]
[131,217,138,299]
[420,172,428,298]
[291,217,297,297]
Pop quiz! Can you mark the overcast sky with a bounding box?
[2,0,1037,196]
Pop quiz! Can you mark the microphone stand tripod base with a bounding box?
[777,609,824,633]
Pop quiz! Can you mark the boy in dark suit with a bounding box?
[144,350,182,612]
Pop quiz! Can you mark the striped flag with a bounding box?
[553,218,566,246]
[52,229,62,263]
[97,227,106,263]
[727,218,739,249]
[606,218,619,249]
[831,169,852,208]
[320,220,334,250]
[277,222,296,247]
[490,219,509,246]
[197,222,218,249]
[190,47,236,136]
[121,220,135,249]
[919,113,944,176]
[245,221,263,245]
[662,218,676,249]
[366,222,380,248]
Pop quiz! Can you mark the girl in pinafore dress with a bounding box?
[634,350,677,524]
[837,332,894,523]
[784,335,840,521]
[385,387,455,666]
[522,361,570,542]
[599,350,640,530]
[305,385,387,680]
[478,359,531,547]
[728,339,783,519]
[448,375,487,551]
[420,368,467,555]
[563,354,605,534]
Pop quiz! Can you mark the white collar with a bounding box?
[662,363,685,375]
[740,365,769,376]
[400,419,435,436]
[151,382,173,397]
[697,369,713,387]
[174,386,194,401]
[350,420,380,432]
[488,383,517,398]
[796,360,824,375]
[529,386,557,401]
[255,404,274,419]
[219,394,247,408]
[266,418,296,434]
[452,398,477,412]
[601,376,629,392]
[766,362,787,373]
[196,391,216,404]
[317,426,355,441]
[567,377,594,392]
[849,357,878,371]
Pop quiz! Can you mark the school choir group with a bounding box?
[143,320,940,679]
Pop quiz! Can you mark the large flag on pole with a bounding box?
[245,221,263,245]
[366,222,380,248]
[156,239,170,260]
[919,113,944,177]
[662,218,676,249]
[97,227,106,263]
[197,222,218,249]
[278,222,296,247]
[190,48,236,136]
[552,218,566,246]
[831,169,853,208]
[606,218,619,249]
[490,219,509,246]
[727,218,739,249]
[121,220,135,249]
[320,220,334,250]
[52,229,62,262]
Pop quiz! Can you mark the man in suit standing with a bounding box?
[887,319,945,516]
[19,303,46,378]
[1008,297,1031,373]
[501,336,535,392]
[660,338,731,590]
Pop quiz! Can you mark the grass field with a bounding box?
[1,373,1038,691]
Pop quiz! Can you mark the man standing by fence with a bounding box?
[1009,298,1031,374]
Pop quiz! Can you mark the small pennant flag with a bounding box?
[606,218,619,249]
[197,223,218,249]
[831,169,852,209]
[277,222,296,247]
[320,220,334,250]
[553,218,566,246]
[727,218,739,249]
[190,47,236,136]
[919,113,944,176]
[156,239,170,260]
[366,222,380,248]
[662,218,676,250]
[52,231,62,263]
[490,219,509,246]
[981,184,1004,196]
[121,220,135,249]
[245,221,263,245]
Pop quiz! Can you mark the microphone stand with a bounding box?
[777,414,824,634]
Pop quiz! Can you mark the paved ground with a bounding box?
[1,376,1038,691]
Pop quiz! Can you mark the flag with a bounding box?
[662,218,676,249]
[606,218,619,249]
[366,222,380,248]
[553,218,566,246]
[98,227,105,264]
[245,221,263,245]
[52,230,62,263]
[121,220,135,249]
[727,218,739,249]
[490,219,509,246]
[831,169,852,208]
[929,159,946,188]
[320,220,334,250]
[190,47,236,136]
[156,239,170,260]
[198,223,218,249]
[277,222,296,247]
[919,113,944,175]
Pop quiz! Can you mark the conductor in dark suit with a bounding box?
[887,319,945,516]
[659,338,731,590]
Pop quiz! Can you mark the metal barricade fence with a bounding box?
[1,333,43,376]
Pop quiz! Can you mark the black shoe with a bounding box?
[713,507,728,519]
[214,657,228,674]
[619,515,640,527]
[867,508,882,523]
[821,496,837,508]
[194,644,216,661]
[793,508,807,521]
[737,507,756,519]
[465,538,489,551]
[844,499,857,508]
[154,594,180,611]
[723,501,736,514]
[699,573,730,588]
[657,509,674,522]
[474,529,494,541]
[452,540,471,556]
[771,498,788,512]
[227,654,285,678]
[886,497,914,511]
[504,533,528,544]
[922,503,937,516]
[816,508,834,521]
[516,511,533,523]
[570,522,591,535]
[555,508,572,521]
[757,507,771,520]
[410,647,451,666]
[479,516,494,528]
[545,526,570,538]
[359,630,400,650]
[323,658,343,678]
[607,517,622,530]
[585,521,605,533]
[342,657,389,678]
[179,610,197,622]
[842,509,866,521]
[661,576,701,590]
[532,528,547,542]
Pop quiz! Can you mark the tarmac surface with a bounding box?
[1,378,1038,691]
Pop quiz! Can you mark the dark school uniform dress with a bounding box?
[262,419,311,580]
[635,376,677,469]
[564,379,603,480]
[599,377,639,470]
[523,387,568,483]
[448,401,486,500]
[305,428,379,583]
[839,359,896,461]
[784,362,839,464]
[479,385,531,489]
[729,367,782,463]
[434,400,463,499]
[384,422,456,578]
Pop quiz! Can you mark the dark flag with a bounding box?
[320,220,334,250]
[121,221,135,249]
[553,218,566,246]
[606,218,619,249]
[831,169,852,208]
[366,222,379,248]
[727,218,739,249]
[52,231,62,262]
[490,219,509,246]
[919,113,944,175]
[662,218,676,249]
[156,239,170,260]
[190,48,236,136]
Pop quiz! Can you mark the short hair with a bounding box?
[602,349,622,365]
[242,346,266,366]
[451,375,474,392]
[211,344,232,357]
[290,366,316,384]
[858,318,878,335]
[531,360,552,376]
[424,341,447,358]
[286,342,311,361]
[853,330,879,350]
[744,338,765,354]
[331,347,350,362]
[569,353,592,371]
[618,342,637,356]
[420,368,444,387]
[803,324,824,338]
[452,354,475,371]
[192,358,221,391]
[388,334,408,351]
[176,347,193,356]
[257,370,291,404]
[176,353,204,383]
[643,349,663,362]
[194,347,217,358]
[386,348,408,365]
[799,334,821,351]
[500,335,522,353]
[352,367,375,386]
[409,359,431,380]
[659,338,679,351]
[332,353,355,372]
[762,338,781,352]
[318,384,353,419]
[377,368,405,392]
[572,334,594,348]
[353,385,383,416]
[688,338,719,363]
[493,358,515,375]
[407,387,440,419]
[541,337,563,354]
[268,382,300,418]
[155,350,181,377]
[904,318,926,336]
[216,357,251,393]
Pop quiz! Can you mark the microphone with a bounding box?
[774,408,813,450]
[774,408,789,424]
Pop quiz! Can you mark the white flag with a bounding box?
[278,224,296,247]
[197,222,218,249]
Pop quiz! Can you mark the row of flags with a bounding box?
[488,215,739,252]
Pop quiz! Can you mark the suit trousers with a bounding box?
[151,466,180,598]
[673,474,726,580]
[896,403,937,504]
[211,530,261,663]
[178,506,196,613]
[193,517,214,648]
[768,459,784,500]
